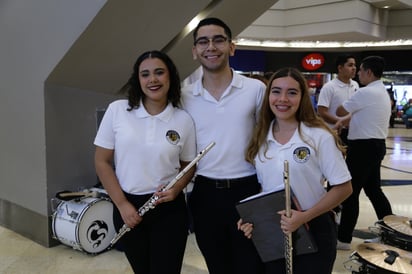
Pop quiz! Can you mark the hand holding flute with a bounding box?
[109,141,216,248]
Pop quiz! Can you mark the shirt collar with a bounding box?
[267,120,301,147]
[136,101,174,122]
[191,69,242,96]
[367,79,383,87]
[335,78,355,88]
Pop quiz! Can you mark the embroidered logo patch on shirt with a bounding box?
[293,147,310,163]
[166,130,180,145]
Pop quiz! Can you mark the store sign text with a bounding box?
[301,53,325,71]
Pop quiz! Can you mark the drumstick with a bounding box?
[56,191,99,200]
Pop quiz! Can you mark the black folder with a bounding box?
[236,189,318,262]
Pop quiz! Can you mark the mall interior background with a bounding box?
[230,49,412,117]
[1,0,412,249]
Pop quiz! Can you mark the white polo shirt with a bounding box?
[255,122,351,210]
[342,80,391,140]
[94,100,196,195]
[317,78,359,128]
[181,71,265,179]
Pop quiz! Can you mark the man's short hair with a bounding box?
[361,56,385,78]
[193,17,232,41]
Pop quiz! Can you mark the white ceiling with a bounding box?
[236,0,412,50]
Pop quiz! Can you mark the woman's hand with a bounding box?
[118,200,142,229]
[154,184,179,205]
[278,209,306,234]
[237,219,254,239]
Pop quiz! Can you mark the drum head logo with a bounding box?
[293,147,310,163]
[87,220,109,248]
[166,130,180,145]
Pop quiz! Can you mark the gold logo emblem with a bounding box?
[293,147,310,163]
[166,130,180,145]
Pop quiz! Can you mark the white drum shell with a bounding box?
[52,197,115,254]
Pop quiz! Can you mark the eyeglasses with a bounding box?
[194,35,229,49]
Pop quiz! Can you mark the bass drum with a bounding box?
[52,197,116,254]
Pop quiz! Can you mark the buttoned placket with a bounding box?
[146,116,156,145]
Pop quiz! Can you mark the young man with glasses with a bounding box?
[181,17,265,274]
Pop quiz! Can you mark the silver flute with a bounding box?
[109,141,216,248]
[283,160,293,274]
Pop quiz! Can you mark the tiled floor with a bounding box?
[1,125,411,274]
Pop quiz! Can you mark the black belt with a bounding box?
[196,174,256,189]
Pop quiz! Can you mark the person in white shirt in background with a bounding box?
[318,54,359,145]
[335,55,393,251]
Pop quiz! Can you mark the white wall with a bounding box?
[0,0,107,215]
[0,0,278,246]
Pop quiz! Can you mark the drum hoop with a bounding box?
[381,221,412,238]
[380,225,412,241]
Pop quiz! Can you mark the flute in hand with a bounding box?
[283,160,293,274]
[109,141,216,248]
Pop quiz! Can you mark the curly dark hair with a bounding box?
[119,50,182,111]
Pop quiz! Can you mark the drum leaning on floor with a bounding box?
[52,196,116,254]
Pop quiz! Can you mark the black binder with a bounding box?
[236,189,318,262]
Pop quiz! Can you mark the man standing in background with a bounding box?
[335,56,393,250]
[318,54,359,145]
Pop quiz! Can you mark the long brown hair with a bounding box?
[246,67,346,163]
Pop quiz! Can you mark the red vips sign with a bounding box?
[301,53,325,71]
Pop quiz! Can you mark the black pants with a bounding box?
[338,139,393,243]
[189,175,264,274]
[264,213,337,274]
[339,128,349,146]
[113,192,188,274]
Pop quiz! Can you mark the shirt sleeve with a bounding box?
[318,132,351,185]
[342,89,366,114]
[317,84,332,107]
[94,103,115,149]
[179,112,197,162]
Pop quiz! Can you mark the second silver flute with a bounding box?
[283,160,293,274]
[109,141,216,247]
